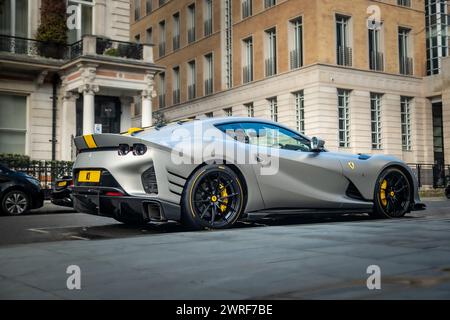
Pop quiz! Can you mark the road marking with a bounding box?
[70,235,90,241]
[28,228,50,234]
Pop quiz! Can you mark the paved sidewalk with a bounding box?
[1,216,450,299]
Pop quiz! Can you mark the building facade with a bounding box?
[0,0,163,161]
[131,0,449,170]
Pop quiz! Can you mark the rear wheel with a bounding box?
[1,190,30,216]
[181,165,245,230]
[372,168,411,219]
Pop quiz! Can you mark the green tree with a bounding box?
[35,0,68,45]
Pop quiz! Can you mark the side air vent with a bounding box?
[142,163,158,194]
[346,181,365,201]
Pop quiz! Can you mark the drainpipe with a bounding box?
[50,74,59,161]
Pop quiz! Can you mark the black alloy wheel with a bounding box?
[372,168,411,218]
[182,165,244,230]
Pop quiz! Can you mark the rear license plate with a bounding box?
[78,170,101,183]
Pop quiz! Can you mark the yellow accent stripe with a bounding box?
[83,135,97,149]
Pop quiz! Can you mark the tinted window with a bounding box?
[217,122,311,152]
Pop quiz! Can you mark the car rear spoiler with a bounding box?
[74,134,150,152]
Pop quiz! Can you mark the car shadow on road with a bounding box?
[41,212,421,242]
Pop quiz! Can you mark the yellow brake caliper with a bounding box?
[219,183,229,213]
[380,179,388,207]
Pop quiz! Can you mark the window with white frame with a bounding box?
[264,0,276,9]
[187,3,196,43]
[245,102,254,117]
[371,93,383,150]
[290,17,303,70]
[146,0,153,15]
[338,89,351,148]
[336,14,352,66]
[159,72,166,108]
[204,0,213,36]
[0,94,27,154]
[425,0,448,75]
[369,27,384,71]
[173,12,180,50]
[159,20,166,57]
[268,97,278,122]
[224,107,233,117]
[134,0,140,21]
[242,0,252,19]
[205,112,214,118]
[265,28,277,77]
[243,37,253,83]
[0,0,29,38]
[172,66,180,105]
[67,0,94,43]
[401,96,412,151]
[204,53,213,95]
[397,0,411,7]
[399,27,413,75]
[188,60,196,100]
[294,91,305,134]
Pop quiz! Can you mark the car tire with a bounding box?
[181,164,245,230]
[1,190,30,216]
[371,167,411,219]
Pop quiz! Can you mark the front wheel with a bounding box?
[181,165,245,230]
[371,168,411,219]
[1,190,30,216]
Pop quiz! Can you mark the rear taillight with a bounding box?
[118,144,131,156]
[105,192,124,197]
[132,143,147,156]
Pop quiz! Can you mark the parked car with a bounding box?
[445,176,450,199]
[0,164,44,215]
[72,117,425,230]
[51,176,74,208]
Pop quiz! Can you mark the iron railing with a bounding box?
[290,48,303,70]
[242,0,252,18]
[3,160,73,199]
[188,28,196,43]
[172,34,180,50]
[172,89,180,105]
[265,57,277,76]
[408,164,450,188]
[204,19,213,36]
[188,84,196,100]
[243,65,253,83]
[204,78,213,95]
[337,46,352,66]
[96,37,143,60]
[370,51,384,71]
[0,34,147,61]
[400,56,414,75]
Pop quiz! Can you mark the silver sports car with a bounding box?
[73,117,425,230]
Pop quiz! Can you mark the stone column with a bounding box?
[120,97,133,132]
[141,91,153,128]
[142,73,157,128]
[78,84,99,135]
[60,92,79,161]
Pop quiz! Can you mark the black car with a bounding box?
[0,164,44,215]
[51,176,73,208]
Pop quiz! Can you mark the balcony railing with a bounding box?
[265,57,277,77]
[370,51,384,71]
[173,34,180,50]
[204,78,213,95]
[243,65,253,83]
[188,28,196,43]
[400,56,413,75]
[242,0,252,18]
[173,89,180,104]
[337,46,352,66]
[159,94,166,108]
[204,19,212,36]
[159,42,166,57]
[290,49,303,70]
[188,84,196,100]
[0,34,153,63]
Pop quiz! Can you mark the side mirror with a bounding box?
[311,137,325,152]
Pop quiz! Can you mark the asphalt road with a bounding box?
[1,199,450,299]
